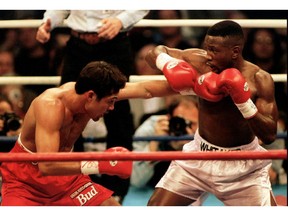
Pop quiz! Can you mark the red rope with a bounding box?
[0,150,286,162]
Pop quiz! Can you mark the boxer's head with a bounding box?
[203,20,245,72]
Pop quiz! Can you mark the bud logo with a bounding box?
[166,61,178,69]
[76,185,98,206]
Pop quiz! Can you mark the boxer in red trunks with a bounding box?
[1,61,132,206]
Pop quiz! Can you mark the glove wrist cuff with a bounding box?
[80,161,99,175]
[179,88,196,95]
[235,98,258,119]
[156,53,173,70]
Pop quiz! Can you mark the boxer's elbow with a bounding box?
[260,133,277,145]
[38,162,56,176]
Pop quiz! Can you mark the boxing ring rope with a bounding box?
[0,74,286,85]
[0,132,287,144]
[0,19,286,29]
[0,150,286,162]
[1,133,286,162]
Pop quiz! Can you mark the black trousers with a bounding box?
[61,33,135,198]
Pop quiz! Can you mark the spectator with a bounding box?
[36,10,149,203]
[134,43,161,76]
[262,111,287,185]
[0,93,22,202]
[0,49,37,118]
[131,95,198,188]
[152,10,194,49]
[243,28,287,115]
[0,29,19,54]
[0,50,15,76]
[15,26,55,96]
[130,43,166,127]
[82,118,108,153]
[0,93,22,138]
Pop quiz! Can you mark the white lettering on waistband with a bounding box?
[200,141,241,152]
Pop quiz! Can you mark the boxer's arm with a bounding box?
[35,99,132,177]
[145,45,184,70]
[217,68,278,144]
[118,80,178,100]
[145,45,210,72]
[246,71,278,144]
[34,98,82,176]
[81,147,132,179]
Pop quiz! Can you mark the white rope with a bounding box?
[0,74,286,85]
[0,76,61,85]
[129,74,287,82]
[138,19,287,28]
[0,19,286,29]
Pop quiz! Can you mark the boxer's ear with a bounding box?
[86,90,96,101]
[231,46,240,59]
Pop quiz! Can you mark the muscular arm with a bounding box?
[118,80,178,100]
[248,71,278,144]
[145,45,182,71]
[34,98,81,176]
[145,45,210,74]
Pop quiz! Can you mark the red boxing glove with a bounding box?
[156,53,197,94]
[80,147,132,179]
[194,72,225,102]
[217,68,258,119]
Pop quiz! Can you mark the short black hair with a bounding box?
[207,20,244,38]
[75,61,127,100]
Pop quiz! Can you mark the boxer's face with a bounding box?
[204,35,234,73]
[85,91,117,121]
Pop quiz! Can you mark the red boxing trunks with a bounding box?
[0,139,113,206]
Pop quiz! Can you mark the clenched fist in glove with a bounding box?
[80,147,132,179]
[217,68,258,119]
[156,53,198,94]
[194,72,225,102]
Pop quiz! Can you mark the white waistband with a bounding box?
[194,130,259,152]
[17,133,34,154]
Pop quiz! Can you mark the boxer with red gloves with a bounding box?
[142,20,278,206]
[81,147,132,179]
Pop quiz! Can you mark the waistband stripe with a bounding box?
[200,141,241,152]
